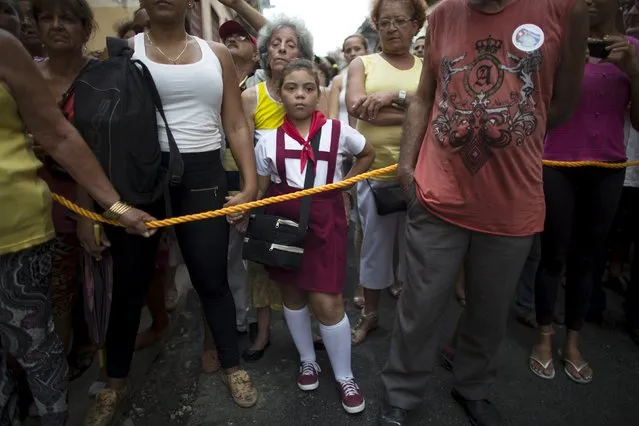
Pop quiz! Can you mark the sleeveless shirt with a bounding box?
[223,81,285,174]
[0,85,54,254]
[254,81,285,140]
[414,0,575,236]
[355,53,422,180]
[132,33,224,153]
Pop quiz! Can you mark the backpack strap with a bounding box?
[136,60,184,186]
[106,37,133,58]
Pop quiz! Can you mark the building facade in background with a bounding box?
[86,0,263,52]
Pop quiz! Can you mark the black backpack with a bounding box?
[64,37,183,206]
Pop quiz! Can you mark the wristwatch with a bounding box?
[397,90,407,107]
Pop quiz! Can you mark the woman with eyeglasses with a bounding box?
[346,0,425,346]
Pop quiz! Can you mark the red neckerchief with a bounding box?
[281,111,327,172]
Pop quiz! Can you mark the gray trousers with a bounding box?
[514,233,540,316]
[382,194,533,408]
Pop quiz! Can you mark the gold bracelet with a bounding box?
[102,201,132,220]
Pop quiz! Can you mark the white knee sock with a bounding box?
[283,305,316,363]
[319,315,353,382]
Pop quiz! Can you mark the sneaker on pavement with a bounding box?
[297,360,321,391]
[337,378,365,414]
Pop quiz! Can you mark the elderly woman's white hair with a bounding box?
[257,14,314,77]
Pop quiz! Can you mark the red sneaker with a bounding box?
[297,361,320,391]
[337,378,365,414]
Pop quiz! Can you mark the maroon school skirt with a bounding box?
[264,183,347,294]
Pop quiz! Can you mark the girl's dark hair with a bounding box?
[31,0,97,39]
[279,58,321,91]
[342,33,368,51]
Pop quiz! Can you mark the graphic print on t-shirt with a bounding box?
[432,36,542,174]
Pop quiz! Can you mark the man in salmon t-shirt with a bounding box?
[379,1,588,425]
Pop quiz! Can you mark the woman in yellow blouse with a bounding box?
[346,0,426,346]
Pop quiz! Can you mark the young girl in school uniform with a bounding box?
[253,59,375,414]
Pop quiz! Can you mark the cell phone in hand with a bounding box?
[588,39,609,59]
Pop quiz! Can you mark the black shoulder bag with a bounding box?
[366,180,407,216]
[242,128,322,270]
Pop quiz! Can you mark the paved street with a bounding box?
[105,230,639,426]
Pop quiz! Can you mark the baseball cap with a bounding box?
[219,20,257,45]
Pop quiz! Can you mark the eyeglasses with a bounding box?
[377,16,412,31]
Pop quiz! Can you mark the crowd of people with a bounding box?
[0,0,638,425]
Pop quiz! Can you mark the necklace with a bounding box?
[145,31,190,64]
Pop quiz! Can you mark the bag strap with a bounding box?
[105,36,183,186]
[297,127,323,233]
[106,36,131,58]
[135,59,184,186]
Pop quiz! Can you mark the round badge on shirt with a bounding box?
[512,24,545,52]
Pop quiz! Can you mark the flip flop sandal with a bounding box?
[563,359,593,384]
[529,355,555,380]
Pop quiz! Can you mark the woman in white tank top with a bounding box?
[328,34,369,127]
[87,1,259,422]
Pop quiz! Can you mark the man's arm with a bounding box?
[547,0,589,131]
[397,31,437,189]
[219,0,268,32]
[0,30,119,210]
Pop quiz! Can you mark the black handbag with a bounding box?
[366,180,407,216]
[242,128,321,270]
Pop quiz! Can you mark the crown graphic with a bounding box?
[475,36,502,54]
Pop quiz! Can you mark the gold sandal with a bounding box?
[222,369,258,408]
[85,387,128,426]
[351,311,379,346]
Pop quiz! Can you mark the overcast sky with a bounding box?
[262,0,371,56]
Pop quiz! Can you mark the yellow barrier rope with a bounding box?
[51,159,639,229]
[51,164,398,229]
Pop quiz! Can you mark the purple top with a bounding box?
[544,37,639,162]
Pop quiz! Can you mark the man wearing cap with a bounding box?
[219,20,264,91]
[217,19,264,341]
